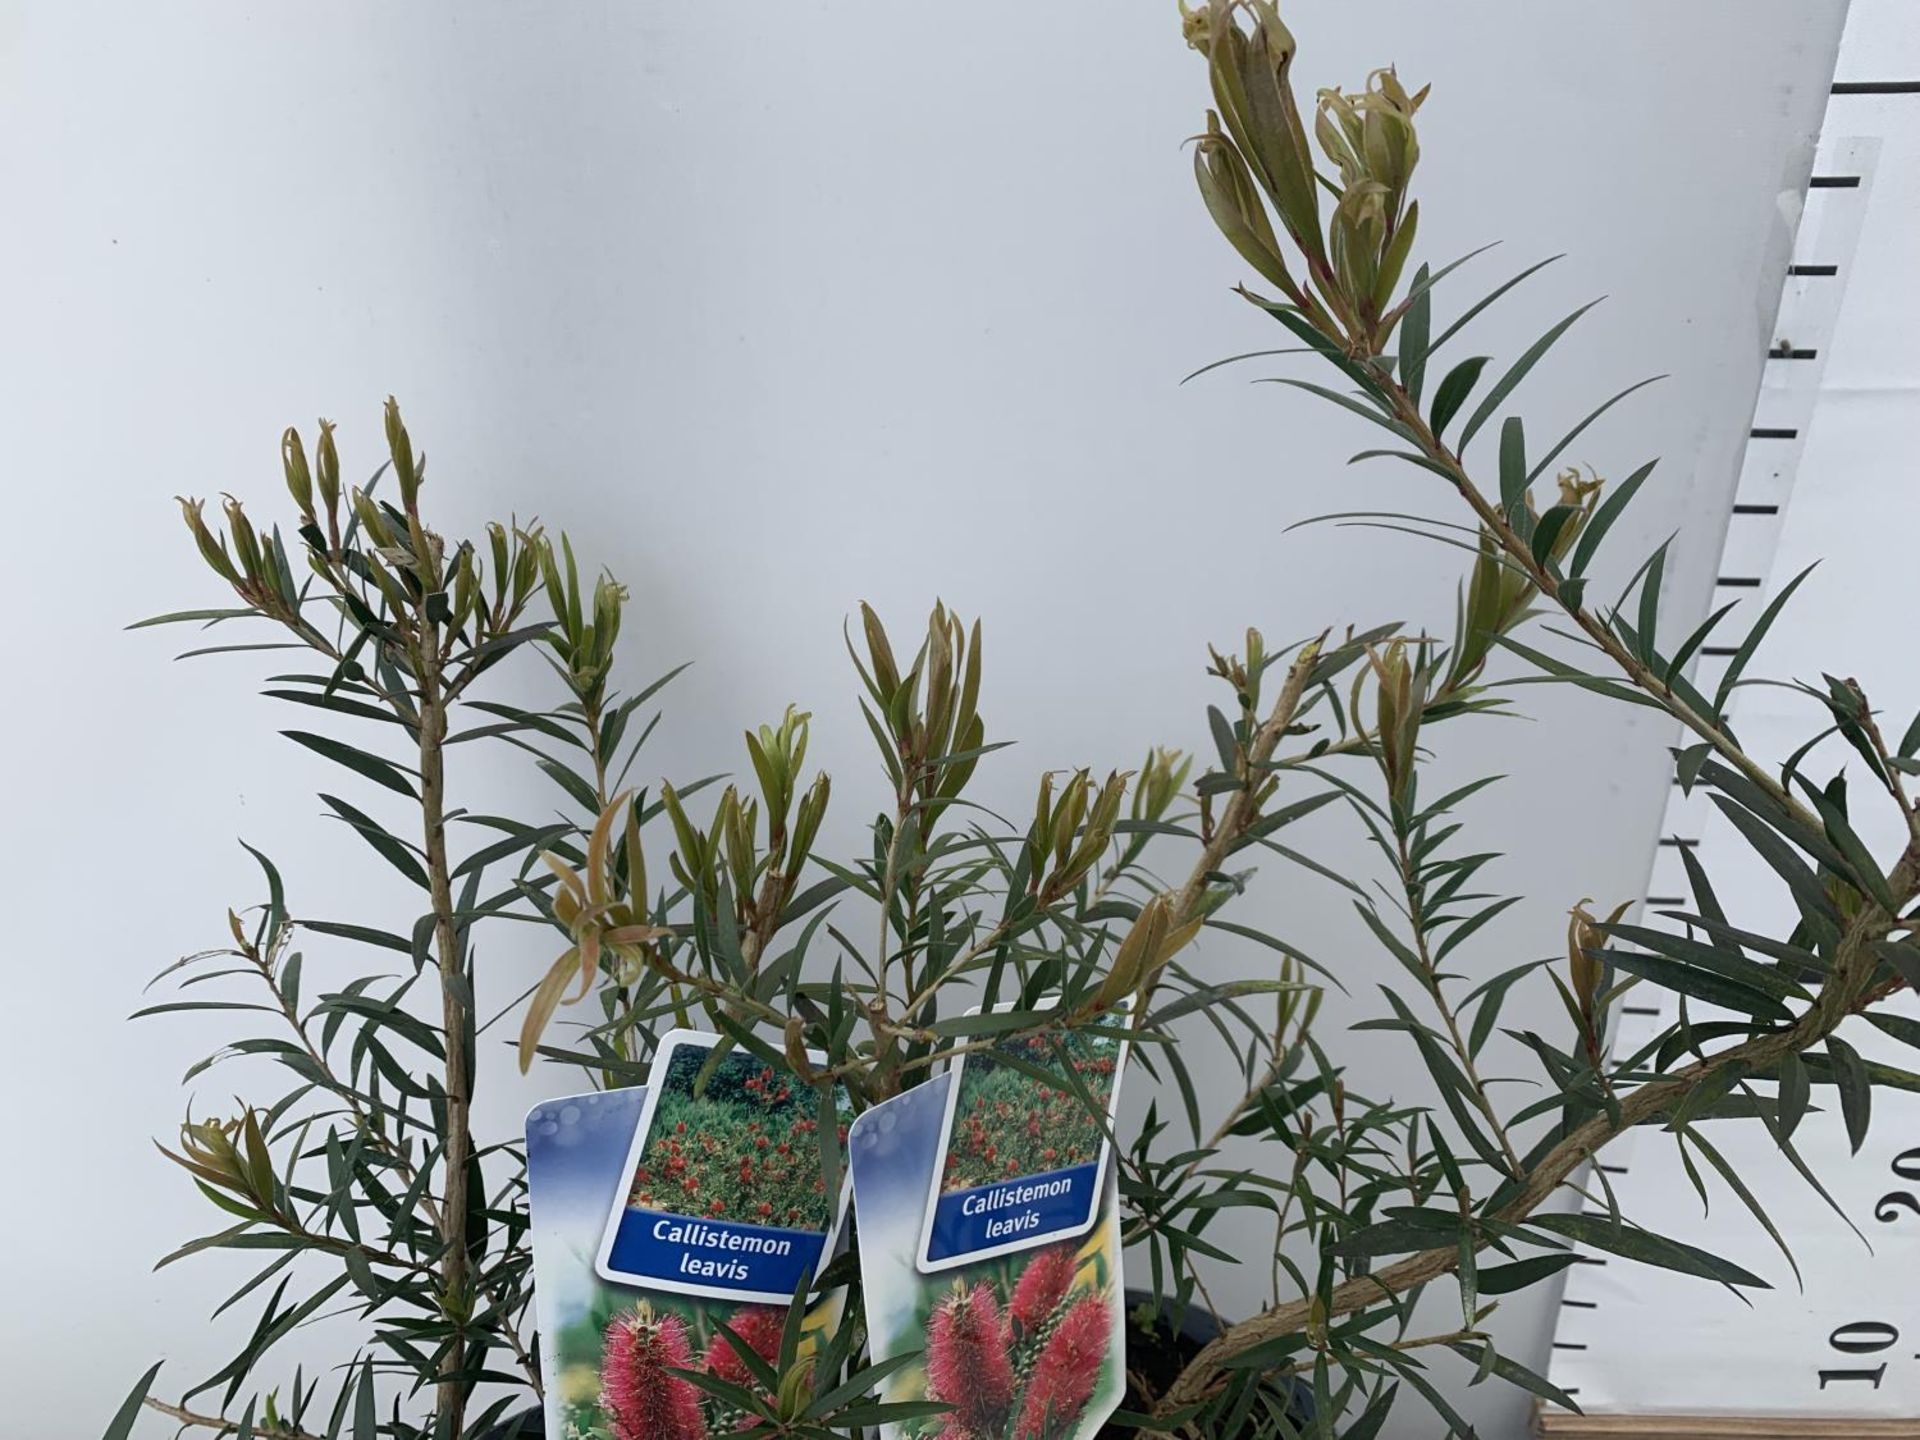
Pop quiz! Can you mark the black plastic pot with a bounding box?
[1097,1289,1313,1439]
[482,1291,1311,1439]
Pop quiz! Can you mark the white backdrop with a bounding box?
[0,3,1845,1435]
[1550,0,1920,1415]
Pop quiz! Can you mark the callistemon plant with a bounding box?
[113,3,1920,1438]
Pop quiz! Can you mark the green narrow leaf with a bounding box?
[1207,705,1239,775]
[104,1362,164,1440]
[1595,947,1789,1021]
[1435,896,1522,964]
[1527,375,1667,484]
[1711,564,1817,716]
[353,1359,377,1440]
[1446,1343,1581,1412]
[1795,778,1898,914]
[1339,1384,1400,1440]
[300,919,413,954]
[1898,703,1920,760]
[1476,1252,1580,1295]
[1533,1211,1769,1288]
[1634,540,1668,664]
[1427,253,1563,355]
[1604,923,1807,1001]
[319,794,429,888]
[1567,458,1657,578]
[1466,962,1541,1057]
[1827,1034,1872,1153]
[1258,377,1414,442]
[537,756,603,812]
[1776,1052,1810,1141]
[127,607,256,630]
[281,731,417,798]
[1498,416,1527,520]
[1402,266,1432,406]
[1529,506,1581,567]
[1458,301,1600,451]
[1710,795,1839,931]
[1428,356,1490,440]
[1664,602,1739,687]
[1682,1124,1801,1287]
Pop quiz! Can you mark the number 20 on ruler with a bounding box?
[1820,1146,1920,1392]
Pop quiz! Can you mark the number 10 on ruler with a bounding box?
[1819,1146,1919,1392]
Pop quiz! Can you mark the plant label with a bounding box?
[528,1083,849,1440]
[593,1028,853,1303]
[917,1006,1130,1272]
[847,1010,1129,1440]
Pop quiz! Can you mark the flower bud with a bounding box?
[178,497,241,584]
[720,787,759,904]
[1132,747,1192,823]
[590,574,626,675]
[858,601,902,705]
[1096,893,1204,1008]
[281,427,313,519]
[1370,638,1423,805]
[1051,770,1091,875]
[1027,771,1056,887]
[1193,113,1293,293]
[789,771,831,873]
[1054,769,1128,894]
[222,496,264,584]
[512,526,541,609]
[661,781,715,906]
[1178,0,1213,54]
[1330,178,1390,316]
[486,523,510,610]
[1566,900,1628,1032]
[315,419,341,522]
[361,552,411,613]
[1203,2,1322,263]
[349,487,395,548]
[1540,466,1606,567]
[538,536,572,639]
[450,544,477,631]
[383,395,419,510]
[163,1109,276,1209]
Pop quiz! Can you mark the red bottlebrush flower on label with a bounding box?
[705,1304,787,1388]
[602,1305,709,1440]
[1008,1243,1079,1334]
[926,1283,1015,1435]
[1013,1293,1110,1440]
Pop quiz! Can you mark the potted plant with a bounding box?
[110,5,1920,1438]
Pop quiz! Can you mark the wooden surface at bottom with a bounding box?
[1537,1410,1920,1439]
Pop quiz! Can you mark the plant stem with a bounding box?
[418,638,473,1438]
[1150,634,1327,1000]
[1376,379,1823,837]
[143,1397,323,1440]
[1392,825,1522,1176]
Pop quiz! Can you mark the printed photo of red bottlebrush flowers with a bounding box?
[591,1297,821,1440]
[629,1042,852,1230]
[941,1030,1122,1193]
[917,1242,1116,1440]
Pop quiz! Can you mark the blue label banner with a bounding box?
[923,1161,1100,1264]
[604,1207,827,1297]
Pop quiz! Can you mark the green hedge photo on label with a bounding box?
[596,1029,853,1304]
[921,1008,1130,1273]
